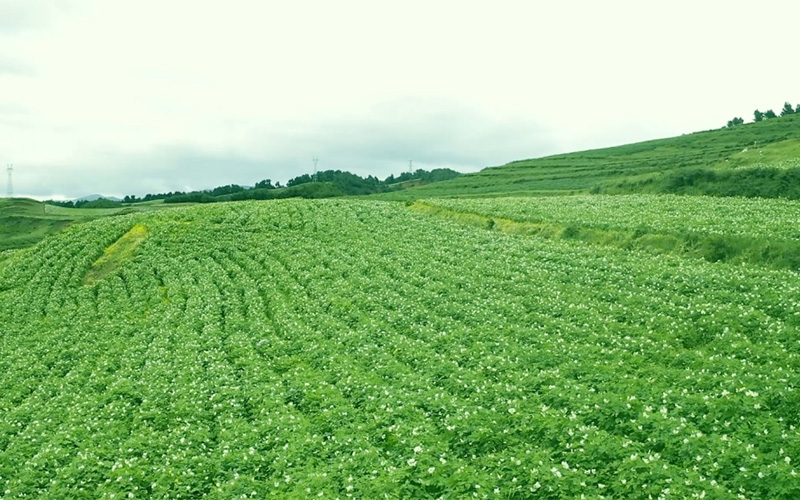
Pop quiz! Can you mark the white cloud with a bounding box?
[2,0,799,198]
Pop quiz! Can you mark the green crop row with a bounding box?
[418,195,800,270]
[1,199,799,499]
[423,195,800,242]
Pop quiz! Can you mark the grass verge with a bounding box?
[84,224,148,285]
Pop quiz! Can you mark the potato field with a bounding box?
[1,198,799,499]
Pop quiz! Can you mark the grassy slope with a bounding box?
[0,199,118,253]
[0,198,172,253]
[375,113,800,199]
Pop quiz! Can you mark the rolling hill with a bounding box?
[2,114,800,499]
[0,199,176,253]
[376,112,800,199]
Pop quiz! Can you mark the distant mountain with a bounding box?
[75,194,123,202]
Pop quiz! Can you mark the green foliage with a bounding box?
[80,198,121,208]
[386,168,462,186]
[1,199,799,499]
[286,173,314,187]
[209,184,247,196]
[303,170,382,195]
[419,195,800,269]
[155,169,461,205]
[227,181,344,201]
[0,215,71,251]
[376,113,800,200]
[160,182,339,204]
[254,178,276,190]
[4,104,800,497]
[660,166,800,199]
[284,168,462,196]
[726,116,744,127]
[162,192,218,203]
[0,198,145,251]
[764,109,777,119]
[281,181,344,198]
[781,102,796,116]
[49,197,122,209]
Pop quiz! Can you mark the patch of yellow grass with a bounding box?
[84,224,148,285]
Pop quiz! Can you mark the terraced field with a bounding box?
[414,195,800,270]
[422,195,800,241]
[376,113,800,200]
[1,199,799,499]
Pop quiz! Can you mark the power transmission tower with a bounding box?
[6,164,12,198]
[312,157,319,182]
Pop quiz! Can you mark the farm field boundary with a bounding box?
[410,199,800,270]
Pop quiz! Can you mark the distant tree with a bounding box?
[764,109,777,119]
[139,166,459,205]
[754,109,765,122]
[427,168,462,182]
[209,184,245,196]
[254,179,275,190]
[141,191,181,202]
[78,198,120,209]
[797,103,800,113]
[781,102,796,116]
[726,117,744,127]
[394,171,417,183]
[49,200,75,208]
[163,192,216,204]
[287,174,313,187]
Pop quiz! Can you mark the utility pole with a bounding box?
[6,164,12,198]
[408,160,413,174]
[312,157,319,182]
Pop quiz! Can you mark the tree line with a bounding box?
[160,168,460,204]
[49,168,461,207]
[727,102,799,127]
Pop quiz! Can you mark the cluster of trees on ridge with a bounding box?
[727,101,799,127]
[50,168,461,208]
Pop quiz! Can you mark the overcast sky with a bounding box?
[2,0,799,199]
